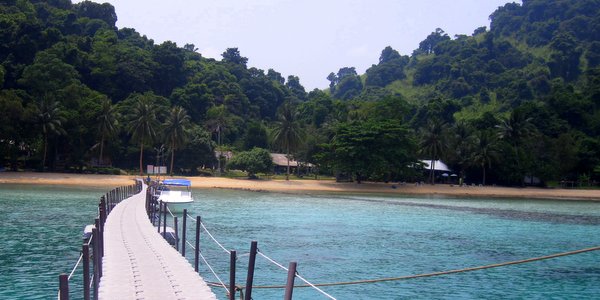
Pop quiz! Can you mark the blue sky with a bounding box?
[77,0,517,90]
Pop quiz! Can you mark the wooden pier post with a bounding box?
[94,218,103,274]
[174,216,179,251]
[92,227,99,300]
[59,273,69,300]
[83,243,90,300]
[145,188,150,215]
[244,241,258,300]
[162,203,167,239]
[229,250,236,300]
[100,196,106,220]
[284,262,297,300]
[157,201,162,233]
[99,202,106,232]
[194,216,201,272]
[181,209,187,256]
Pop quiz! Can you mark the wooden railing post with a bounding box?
[229,250,236,300]
[194,216,201,272]
[181,209,187,256]
[244,241,258,300]
[83,243,90,300]
[157,201,162,233]
[174,216,179,251]
[59,273,69,300]
[284,262,297,300]
[162,203,167,239]
[92,228,99,300]
[94,218,102,276]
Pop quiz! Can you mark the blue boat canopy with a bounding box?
[162,179,191,186]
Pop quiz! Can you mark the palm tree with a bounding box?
[271,102,304,180]
[449,121,475,181]
[471,130,499,185]
[163,106,191,176]
[97,99,119,166]
[127,98,160,176]
[36,98,66,171]
[496,109,536,184]
[419,119,447,184]
[205,105,229,175]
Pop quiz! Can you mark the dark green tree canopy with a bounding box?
[1,0,599,186]
[227,147,273,178]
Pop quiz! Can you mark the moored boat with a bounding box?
[157,178,194,213]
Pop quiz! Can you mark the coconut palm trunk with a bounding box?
[139,138,144,176]
[170,140,175,176]
[43,135,48,171]
[99,133,105,165]
[286,145,290,180]
[430,155,437,185]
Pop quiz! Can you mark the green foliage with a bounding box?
[319,119,417,182]
[227,147,273,178]
[163,106,191,175]
[1,0,599,186]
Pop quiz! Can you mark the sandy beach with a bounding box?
[0,172,598,201]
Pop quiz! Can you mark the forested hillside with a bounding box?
[1,0,599,186]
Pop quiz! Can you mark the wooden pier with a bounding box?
[98,183,216,300]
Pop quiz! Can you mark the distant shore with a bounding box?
[0,172,598,201]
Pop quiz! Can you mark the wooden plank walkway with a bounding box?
[99,183,217,300]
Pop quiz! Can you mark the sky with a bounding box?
[76,0,518,90]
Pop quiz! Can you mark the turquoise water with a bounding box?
[0,184,105,300]
[1,185,599,299]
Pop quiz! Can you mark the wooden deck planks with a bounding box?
[99,185,217,300]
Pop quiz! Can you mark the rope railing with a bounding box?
[185,213,231,255]
[201,223,231,255]
[67,253,84,281]
[256,250,337,300]
[239,245,600,290]
[165,205,176,218]
[199,251,230,293]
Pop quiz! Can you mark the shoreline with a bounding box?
[0,172,598,201]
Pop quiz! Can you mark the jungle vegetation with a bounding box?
[1,0,599,186]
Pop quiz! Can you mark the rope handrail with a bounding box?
[67,253,84,281]
[200,222,231,255]
[294,273,337,300]
[186,240,196,250]
[257,250,288,272]
[256,250,336,299]
[185,213,195,222]
[165,204,175,218]
[241,245,600,289]
[185,213,231,254]
[199,251,229,293]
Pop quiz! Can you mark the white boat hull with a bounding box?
[158,190,193,214]
[165,201,192,213]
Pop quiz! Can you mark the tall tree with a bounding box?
[271,101,304,180]
[420,119,447,184]
[496,109,536,184]
[321,119,416,183]
[127,98,160,176]
[163,106,191,176]
[97,98,119,165]
[205,105,230,175]
[36,98,66,171]
[471,130,500,185]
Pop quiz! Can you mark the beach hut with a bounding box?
[270,153,313,176]
[419,159,452,183]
